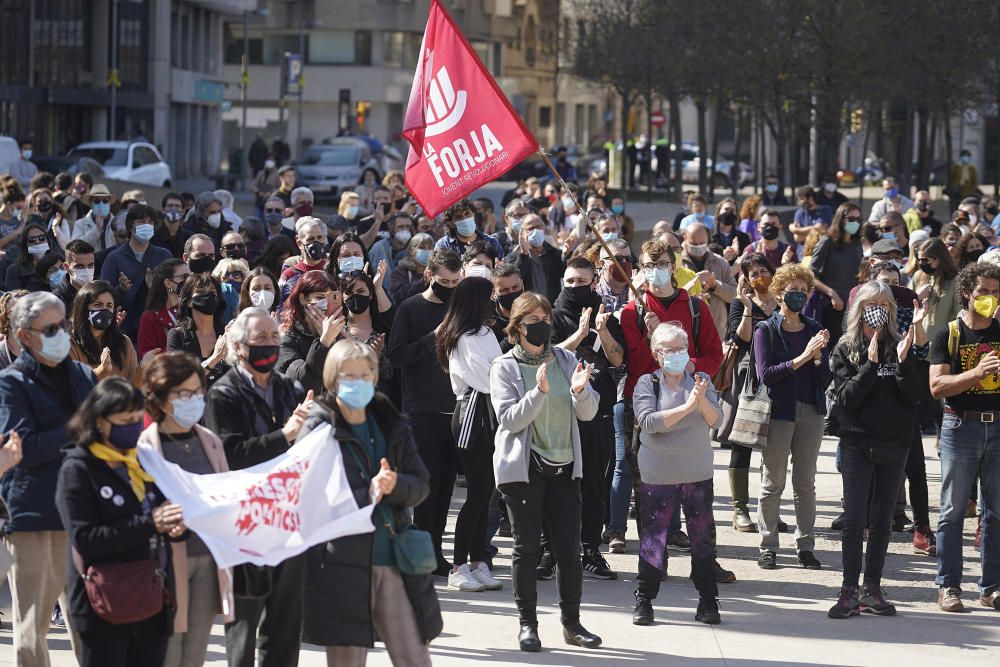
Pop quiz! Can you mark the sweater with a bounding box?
[448,326,502,395]
[386,293,452,414]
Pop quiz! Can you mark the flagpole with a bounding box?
[537,148,644,302]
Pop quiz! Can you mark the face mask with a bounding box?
[337,379,375,409]
[249,289,275,310]
[133,223,154,243]
[296,203,313,217]
[960,155,971,165]
[644,267,672,288]
[347,206,359,218]
[688,243,708,258]
[108,420,143,451]
[749,275,772,292]
[36,200,53,214]
[74,183,86,194]
[609,259,631,283]
[206,212,222,229]
[766,184,778,195]
[415,248,432,265]
[395,198,407,210]
[27,242,49,257]
[165,209,183,222]
[171,395,205,429]
[338,256,364,273]
[510,218,522,234]
[824,183,836,194]
[694,211,706,221]
[265,159,276,169]
[496,290,522,312]
[72,268,94,285]
[305,241,328,262]
[561,197,576,211]
[431,280,455,303]
[394,229,412,245]
[344,294,370,314]
[246,344,280,374]
[783,291,808,312]
[88,308,115,331]
[48,269,67,289]
[527,228,545,247]
[600,231,619,242]
[661,350,689,375]
[918,260,935,275]
[191,293,219,315]
[761,224,780,241]
[522,320,551,346]
[465,264,492,280]
[92,202,111,218]
[968,214,979,225]
[22,150,32,160]
[188,255,216,274]
[564,284,597,306]
[862,303,889,330]
[309,297,329,314]
[844,221,860,235]
[36,328,71,363]
[881,230,897,242]
[967,248,985,262]
[265,212,284,227]
[380,202,392,215]
[719,212,737,227]
[973,294,999,319]
[885,188,898,199]
[455,217,477,237]
[611,203,624,215]
[916,201,929,213]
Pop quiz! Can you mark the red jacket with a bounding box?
[137,306,177,358]
[621,289,723,397]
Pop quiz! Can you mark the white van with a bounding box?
[0,136,21,176]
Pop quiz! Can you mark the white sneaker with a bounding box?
[470,562,503,590]
[448,564,485,592]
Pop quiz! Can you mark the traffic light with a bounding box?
[850,108,864,134]
[356,101,371,130]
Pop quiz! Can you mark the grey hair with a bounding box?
[841,280,900,366]
[225,307,272,366]
[291,187,314,204]
[649,322,689,355]
[295,216,325,238]
[265,194,285,207]
[408,232,434,252]
[195,191,222,214]
[600,238,631,257]
[213,189,234,209]
[11,292,64,336]
[505,199,528,216]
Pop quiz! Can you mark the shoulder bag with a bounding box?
[727,327,772,450]
[72,538,173,625]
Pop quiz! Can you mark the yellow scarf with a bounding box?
[89,442,155,502]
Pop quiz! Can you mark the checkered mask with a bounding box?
[862,303,889,330]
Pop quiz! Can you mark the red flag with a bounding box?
[403,0,538,217]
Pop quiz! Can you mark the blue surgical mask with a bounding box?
[600,231,619,242]
[611,203,624,215]
[37,328,71,363]
[337,379,375,409]
[844,221,860,235]
[455,217,477,237]
[694,211,705,220]
[661,350,690,375]
[510,218,522,234]
[644,267,672,288]
[414,248,432,265]
[133,223,154,243]
[882,230,897,242]
[92,202,111,218]
[338,256,364,273]
[49,269,67,289]
[347,205,359,218]
[885,188,898,199]
[527,228,545,247]
[171,395,205,429]
[960,155,971,165]
[766,184,778,195]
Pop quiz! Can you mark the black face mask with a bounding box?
[188,256,216,275]
[719,212,737,227]
[305,241,328,262]
[37,200,53,214]
[496,290,522,312]
[918,260,935,275]
[562,284,600,309]
[191,293,219,315]
[522,320,551,347]
[967,249,985,262]
[88,309,114,331]
[246,344,279,374]
[344,294,370,315]
[222,247,246,260]
[431,281,454,303]
[761,224,780,241]
[380,202,392,215]
[395,198,407,210]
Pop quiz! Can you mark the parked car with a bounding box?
[318,135,404,179]
[675,143,754,189]
[66,141,172,186]
[296,140,380,201]
[31,155,106,179]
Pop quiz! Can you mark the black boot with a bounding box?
[562,621,602,648]
[633,590,654,625]
[518,624,541,652]
[695,597,721,624]
[691,556,719,600]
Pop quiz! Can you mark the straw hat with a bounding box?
[82,184,118,205]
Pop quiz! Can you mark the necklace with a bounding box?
[162,431,195,452]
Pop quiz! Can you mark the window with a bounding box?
[309,31,353,64]
[31,0,91,87]
[382,31,422,69]
[302,146,359,166]
[67,147,129,167]
[263,33,303,66]
[539,106,551,129]
[133,146,159,167]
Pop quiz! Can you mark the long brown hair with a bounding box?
[70,280,126,368]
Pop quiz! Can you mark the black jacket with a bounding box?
[830,341,928,447]
[55,445,175,634]
[151,224,191,259]
[181,214,233,250]
[52,273,79,314]
[503,246,565,303]
[165,326,229,386]
[298,394,440,647]
[204,365,304,470]
[4,262,50,292]
[276,321,329,395]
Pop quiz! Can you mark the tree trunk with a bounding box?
[669,91,683,201]
[944,103,954,200]
[696,97,708,194]
[757,111,767,194]
[915,108,929,191]
[620,94,632,193]
[732,107,744,191]
[709,97,723,200]
[859,105,872,205]
[900,104,914,195]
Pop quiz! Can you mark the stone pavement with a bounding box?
[2,434,998,665]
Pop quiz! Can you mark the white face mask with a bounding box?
[310,298,328,313]
[394,229,412,245]
[27,242,50,257]
[687,243,709,258]
[265,159,276,169]
[72,268,94,285]
[250,289,275,310]
[206,212,222,229]
[465,264,493,280]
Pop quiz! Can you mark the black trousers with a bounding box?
[903,420,930,528]
[79,615,168,667]
[224,554,305,667]
[410,411,459,559]
[454,441,495,565]
[500,465,583,626]
[579,413,614,548]
[839,438,909,588]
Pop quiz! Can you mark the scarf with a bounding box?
[89,442,155,501]
[513,343,553,366]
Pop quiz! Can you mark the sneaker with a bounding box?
[695,597,721,624]
[633,594,654,626]
[536,550,556,580]
[448,564,485,592]
[798,551,822,570]
[980,591,1000,611]
[582,546,617,580]
[828,585,860,619]
[470,562,503,590]
[938,586,964,612]
[831,513,845,530]
[433,556,452,578]
[498,518,512,538]
[666,530,691,552]
[609,533,626,554]
[858,584,896,616]
[758,550,777,570]
[891,513,913,532]
[913,526,936,556]
[50,605,65,628]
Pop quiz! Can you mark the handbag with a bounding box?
[727,332,772,450]
[72,544,171,625]
[712,340,740,393]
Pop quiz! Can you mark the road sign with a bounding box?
[651,111,666,127]
[283,53,303,96]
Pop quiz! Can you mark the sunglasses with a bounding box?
[264,208,284,215]
[845,217,862,223]
[91,198,110,204]
[223,243,246,251]
[224,271,245,281]
[30,321,67,336]
[339,269,367,281]
[26,235,47,244]
[604,255,631,265]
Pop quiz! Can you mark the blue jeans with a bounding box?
[608,401,632,534]
[935,413,1000,595]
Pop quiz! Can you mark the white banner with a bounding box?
[138,424,375,568]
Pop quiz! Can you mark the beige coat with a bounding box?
[139,423,235,633]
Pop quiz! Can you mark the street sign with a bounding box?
[194,80,225,104]
[651,111,666,127]
[283,53,303,96]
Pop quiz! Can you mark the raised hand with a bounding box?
[320,308,346,347]
[644,311,661,336]
[140,347,161,368]
[0,431,22,475]
[723,237,740,262]
[98,347,113,371]
[576,307,592,339]
[867,329,880,363]
[372,458,398,500]
[911,298,926,326]
[897,326,914,363]
[570,361,592,395]
[594,303,612,333]
[975,351,1000,380]
[687,374,707,408]
[373,259,388,288]
[118,271,132,292]
[535,361,550,394]
[782,245,797,264]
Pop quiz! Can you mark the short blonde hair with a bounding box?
[768,263,815,298]
[337,192,360,216]
[650,322,689,353]
[212,257,250,282]
[322,339,379,393]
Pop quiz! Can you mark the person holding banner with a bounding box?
[204,307,312,667]
[300,339,441,666]
[490,291,602,652]
[139,352,234,666]
[56,377,182,667]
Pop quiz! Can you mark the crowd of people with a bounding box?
[0,151,997,666]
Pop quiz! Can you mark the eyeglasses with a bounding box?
[224,271,245,281]
[91,197,110,204]
[603,255,631,265]
[264,208,284,215]
[641,262,673,271]
[337,372,375,383]
[26,234,47,244]
[222,243,246,252]
[845,217,862,224]
[339,269,367,281]
[168,389,205,401]
[657,346,687,355]
[30,321,67,336]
